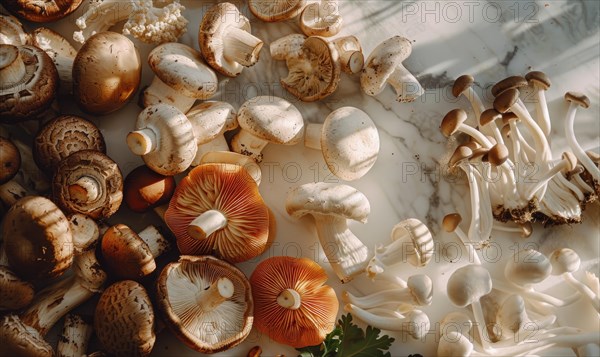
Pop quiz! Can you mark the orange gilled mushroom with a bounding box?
[249,256,339,348]
[164,163,271,263]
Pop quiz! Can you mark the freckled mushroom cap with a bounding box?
[0,314,53,357]
[0,266,35,311]
[124,165,176,213]
[299,1,343,37]
[164,163,270,262]
[361,36,412,96]
[0,136,21,184]
[447,264,492,308]
[33,115,106,174]
[2,195,73,281]
[187,101,238,145]
[440,109,468,137]
[156,255,253,354]
[148,42,218,100]
[249,256,338,348]
[3,0,82,22]
[504,249,551,285]
[493,88,520,113]
[237,96,304,144]
[249,0,306,21]
[95,280,156,357]
[0,14,30,45]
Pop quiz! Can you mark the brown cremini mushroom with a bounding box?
[0,266,35,311]
[250,256,338,348]
[124,165,176,214]
[52,150,123,220]
[3,0,83,22]
[156,255,253,353]
[164,163,271,263]
[0,14,30,45]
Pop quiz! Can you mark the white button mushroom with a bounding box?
[305,106,380,181]
[299,0,343,37]
[361,36,424,102]
[286,182,371,282]
[549,248,600,313]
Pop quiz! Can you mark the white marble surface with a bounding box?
[6,0,600,356]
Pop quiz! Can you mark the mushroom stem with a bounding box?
[491,221,532,238]
[565,102,600,182]
[562,273,600,312]
[344,304,430,338]
[56,314,93,357]
[386,64,424,102]
[524,154,575,200]
[342,288,419,309]
[192,136,230,166]
[138,225,170,258]
[0,45,25,86]
[143,76,197,113]
[231,129,269,162]
[127,128,158,156]
[188,209,228,240]
[0,180,27,207]
[223,27,263,67]
[463,87,486,121]
[491,279,579,307]
[533,89,551,136]
[200,277,234,312]
[304,123,323,150]
[277,289,302,310]
[313,214,370,283]
[68,176,100,203]
[510,101,552,163]
[333,36,364,74]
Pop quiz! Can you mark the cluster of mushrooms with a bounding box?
[0,1,598,357]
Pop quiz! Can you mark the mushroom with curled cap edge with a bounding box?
[52,150,123,220]
[299,0,343,37]
[199,2,264,77]
[124,165,176,214]
[3,0,82,22]
[95,280,156,357]
[250,256,338,348]
[231,96,304,163]
[33,115,106,174]
[0,14,30,45]
[156,255,253,353]
[549,248,600,313]
[361,36,424,102]
[164,163,271,263]
[30,27,77,92]
[0,44,58,124]
[249,0,306,22]
[127,104,197,176]
[285,182,370,283]
[304,106,379,181]
[142,42,218,113]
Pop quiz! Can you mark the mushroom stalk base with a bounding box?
[143,76,197,113]
[127,128,158,156]
[387,64,424,102]
[223,27,263,67]
[304,123,323,150]
[277,289,301,310]
[69,176,100,203]
[188,209,228,240]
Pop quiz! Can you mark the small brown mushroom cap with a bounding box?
[124,165,175,213]
[0,136,21,184]
[2,195,74,281]
[95,280,156,357]
[491,76,527,97]
[501,112,519,126]
[565,91,590,108]
[249,0,306,22]
[3,0,82,22]
[485,143,509,166]
[0,266,35,311]
[156,255,253,354]
[52,150,123,220]
[493,88,520,113]
[33,115,106,174]
[480,108,502,126]
[442,213,463,232]
[0,314,53,357]
[525,71,551,90]
[440,109,468,137]
[452,74,475,97]
[448,146,473,168]
[250,256,338,348]
[0,14,30,45]
[100,224,157,280]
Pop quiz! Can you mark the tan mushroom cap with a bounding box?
[3,0,82,22]
[486,143,509,166]
[236,96,304,144]
[0,14,30,45]
[565,91,591,108]
[124,165,176,213]
[0,136,21,184]
[452,74,475,97]
[480,108,502,126]
[52,150,123,220]
[164,163,270,263]
[0,266,35,311]
[493,88,520,113]
[281,36,341,101]
[95,280,155,357]
[101,224,158,280]
[148,42,218,99]
[2,196,73,281]
[442,213,463,232]
[249,0,306,21]
[250,256,338,348]
[321,107,380,181]
[156,255,253,354]
[0,314,53,357]
[34,115,106,174]
[299,1,343,37]
[440,108,468,137]
[73,31,141,115]
[448,145,473,168]
[525,71,551,89]
[491,76,528,97]
[0,44,58,124]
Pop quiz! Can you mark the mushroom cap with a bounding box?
[486,143,509,166]
[0,266,35,311]
[447,264,492,307]
[124,165,176,213]
[187,101,237,144]
[237,96,304,145]
[249,0,306,21]
[130,104,197,176]
[3,0,82,22]
[0,14,30,45]
[281,36,341,101]
[525,71,551,89]
[501,112,519,125]
[156,255,253,354]
[448,145,473,168]
[440,311,472,337]
[496,294,527,335]
[565,91,590,108]
[100,224,157,280]
[0,44,58,124]
[73,31,141,115]
[440,109,468,137]
[437,331,474,357]
[164,163,270,262]
[491,76,528,97]
[504,249,552,285]
[52,150,123,220]
[321,107,380,181]
[33,115,106,174]
[442,213,463,232]
[493,88,520,113]
[299,2,343,37]
[199,151,262,186]
[148,42,218,99]
[30,27,77,84]
[549,248,581,275]
[361,36,412,96]
[0,136,21,184]
[480,108,502,126]
[452,74,475,97]
[95,280,155,357]
[391,218,434,267]
[249,256,338,348]
[407,274,434,306]
[2,195,73,281]
[0,314,53,357]
[285,182,370,222]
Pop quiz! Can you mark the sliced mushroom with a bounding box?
[199,2,264,77]
[304,106,379,181]
[361,36,423,102]
[52,150,123,220]
[124,165,176,214]
[0,14,30,45]
[333,35,364,74]
[30,27,77,91]
[143,42,218,113]
[95,280,155,357]
[249,0,306,22]
[0,44,58,124]
[164,163,271,262]
[231,96,304,162]
[156,255,253,353]
[3,0,82,22]
[0,266,35,311]
[33,115,106,174]
[299,0,343,37]
[250,256,338,348]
